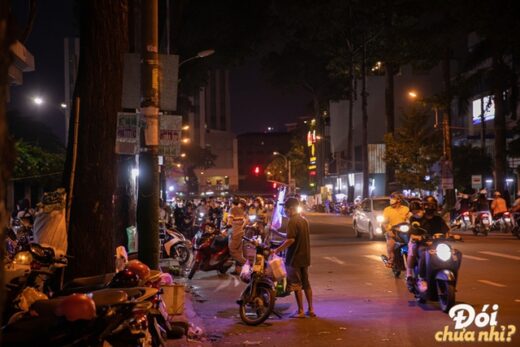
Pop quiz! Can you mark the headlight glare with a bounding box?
[436,243,451,261]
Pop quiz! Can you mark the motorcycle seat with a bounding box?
[66,273,115,288]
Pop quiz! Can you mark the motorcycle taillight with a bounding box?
[463,212,469,216]
[482,213,489,218]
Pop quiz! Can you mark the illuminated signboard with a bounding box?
[472,96,494,124]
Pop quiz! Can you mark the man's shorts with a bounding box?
[286,265,311,291]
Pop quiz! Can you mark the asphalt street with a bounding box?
[182,213,520,347]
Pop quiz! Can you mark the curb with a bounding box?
[166,286,212,347]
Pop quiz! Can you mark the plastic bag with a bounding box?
[33,209,67,255]
[240,261,252,283]
[268,254,287,281]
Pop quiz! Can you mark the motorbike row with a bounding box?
[3,241,183,346]
[451,210,520,237]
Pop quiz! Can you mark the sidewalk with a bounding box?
[167,282,212,347]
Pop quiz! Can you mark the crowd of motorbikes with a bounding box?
[451,209,519,237]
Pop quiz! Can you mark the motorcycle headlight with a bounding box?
[199,213,204,218]
[436,243,451,262]
[249,215,256,222]
[399,225,410,232]
[376,215,384,223]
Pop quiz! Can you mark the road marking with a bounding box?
[364,255,383,262]
[479,251,520,261]
[478,280,507,288]
[324,256,346,265]
[464,255,489,261]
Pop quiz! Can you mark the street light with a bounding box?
[179,49,215,68]
[273,151,292,191]
[33,96,44,105]
[60,103,67,109]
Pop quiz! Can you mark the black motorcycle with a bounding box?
[381,222,411,278]
[407,224,463,313]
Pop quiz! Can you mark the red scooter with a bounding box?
[188,223,233,279]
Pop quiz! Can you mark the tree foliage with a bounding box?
[384,106,442,191]
[266,135,309,190]
[14,141,64,185]
[452,143,493,192]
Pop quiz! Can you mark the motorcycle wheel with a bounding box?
[483,228,489,237]
[472,228,478,236]
[239,286,275,326]
[437,280,455,313]
[188,261,200,280]
[174,244,191,265]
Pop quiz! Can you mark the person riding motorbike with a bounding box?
[405,196,450,292]
[382,192,410,268]
[472,189,490,225]
[491,191,508,220]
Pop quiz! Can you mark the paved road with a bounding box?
[185,213,520,347]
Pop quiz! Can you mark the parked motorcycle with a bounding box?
[451,211,472,231]
[161,226,192,265]
[188,223,233,279]
[406,224,463,313]
[381,222,411,278]
[237,236,289,326]
[473,211,492,236]
[2,289,157,346]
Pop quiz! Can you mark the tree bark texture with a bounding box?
[67,0,129,277]
[0,1,16,330]
[384,63,396,193]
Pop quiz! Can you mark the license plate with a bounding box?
[483,219,489,224]
[463,217,470,222]
[505,218,511,222]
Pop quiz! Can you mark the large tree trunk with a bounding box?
[493,57,507,193]
[384,63,396,193]
[66,0,129,277]
[0,1,16,330]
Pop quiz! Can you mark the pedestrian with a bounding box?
[273,197,315,318]
[227,198,247,274]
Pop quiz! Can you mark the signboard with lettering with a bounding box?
[471,175,482,190]
[115,112,139,155]
[159,115,182,159]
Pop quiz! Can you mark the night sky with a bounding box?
[9,1,310,143]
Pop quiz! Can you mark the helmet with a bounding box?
[422,196,438,212]
[284,197,300,210]
[56,294,96,321]
[126,260,151,280]
[108,268,140,288]
[389,192,403,205]
[409,200,422,212]
[493,191,501,197]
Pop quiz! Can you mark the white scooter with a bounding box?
[162,227,192,265]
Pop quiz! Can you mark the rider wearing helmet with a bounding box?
[406,196,450,292]
[382,192,410,268]
[491,191,508,219]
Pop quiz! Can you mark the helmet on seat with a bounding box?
[56,293,96,321]
[108,268,140,288]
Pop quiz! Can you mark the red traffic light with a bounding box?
[253,165,261,176]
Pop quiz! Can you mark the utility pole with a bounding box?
[361,36,369,199]
[137,0,160,269]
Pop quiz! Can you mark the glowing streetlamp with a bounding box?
[33,96,44,105]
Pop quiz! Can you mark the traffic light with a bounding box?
[253,165,261,176]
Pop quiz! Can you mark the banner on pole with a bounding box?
[115,112,139,155]
[159,115,182,159]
